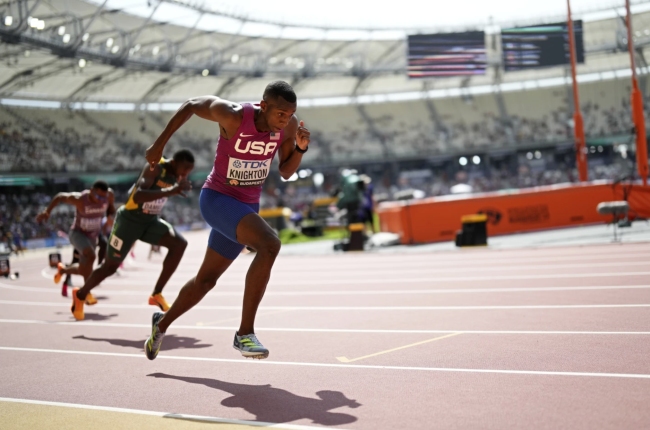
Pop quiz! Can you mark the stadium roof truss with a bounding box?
[1,0,650,105]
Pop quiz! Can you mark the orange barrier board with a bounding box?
[377,181,650,245]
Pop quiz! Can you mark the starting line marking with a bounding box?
[337,332,463,363]
[1,346,650,379]
[0,397,324,430]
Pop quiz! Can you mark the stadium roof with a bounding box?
[1,0,650,107]
[89,0,650,38]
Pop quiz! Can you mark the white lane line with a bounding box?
[0,397,325,430]
[0,300,150,309]
[210,285,650,296]
[83,251,650,277]
[4,281,650,296]
[284,272,650,285]
[131,249,650,267]
[41,268,51,280]
[50,260,650,279]
[273,254,650,268]
[28,271,650,286]
[1,346,649,379]
[2,319,650,335]
[1,300,649,311]
[38,268,199,283]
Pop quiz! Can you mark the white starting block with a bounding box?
[597,201,630,241]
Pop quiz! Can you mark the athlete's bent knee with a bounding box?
[81,248,96,263]
[162,235,187,252]
[195,276,217,294]
[102,261,121,276]
[176,237,188,251]
[258,234,281,258]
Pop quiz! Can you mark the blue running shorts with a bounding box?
[200,188,259,260]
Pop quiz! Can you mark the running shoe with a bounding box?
[85,292,97,306]
[233,332,269,359]
[53,262,64,284]
[144,312,165,360]
[148,293,170,312]
[70,288,84,321]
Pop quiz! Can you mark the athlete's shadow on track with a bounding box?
[56,312,118,321]
[72,335,212,351]
[147,372,360,426]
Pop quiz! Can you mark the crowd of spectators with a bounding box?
[419,163,631,198]
[0,155,637,245]
[288,96,644,164]
[0,190,205,244]
[0,93,645,243]
[1,93,644,172]
[0,193,69,245]
[258,158,634,219]
[0,111,217,172]
[0,121,53,172]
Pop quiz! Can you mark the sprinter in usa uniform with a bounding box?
[144,81,310,360]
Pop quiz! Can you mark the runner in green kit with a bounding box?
[70,150,195,321]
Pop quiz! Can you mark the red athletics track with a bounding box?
[1,231,650,429]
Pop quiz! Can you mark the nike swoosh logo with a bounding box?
[240,134,254,137]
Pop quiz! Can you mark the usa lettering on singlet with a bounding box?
[203,103,284,204]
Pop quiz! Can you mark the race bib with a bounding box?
[79,217,102,232]
[109,234,123,251]
[142,197,168,214]
[226,157,272,187]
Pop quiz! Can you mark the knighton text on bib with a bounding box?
[226,157,272,187]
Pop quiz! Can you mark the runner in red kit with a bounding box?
[36,181,116,304]
[144,81,310,360]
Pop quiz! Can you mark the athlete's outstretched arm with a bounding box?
[36,193,82,223]
[131,164,190,204]
[278,117,311,180]
[145,96,240,170]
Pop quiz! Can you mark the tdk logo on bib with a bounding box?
[227,157,272,187]
[234,139,277,155]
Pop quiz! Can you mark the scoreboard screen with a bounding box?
[501,21,585,71]
[407,31,487,78]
